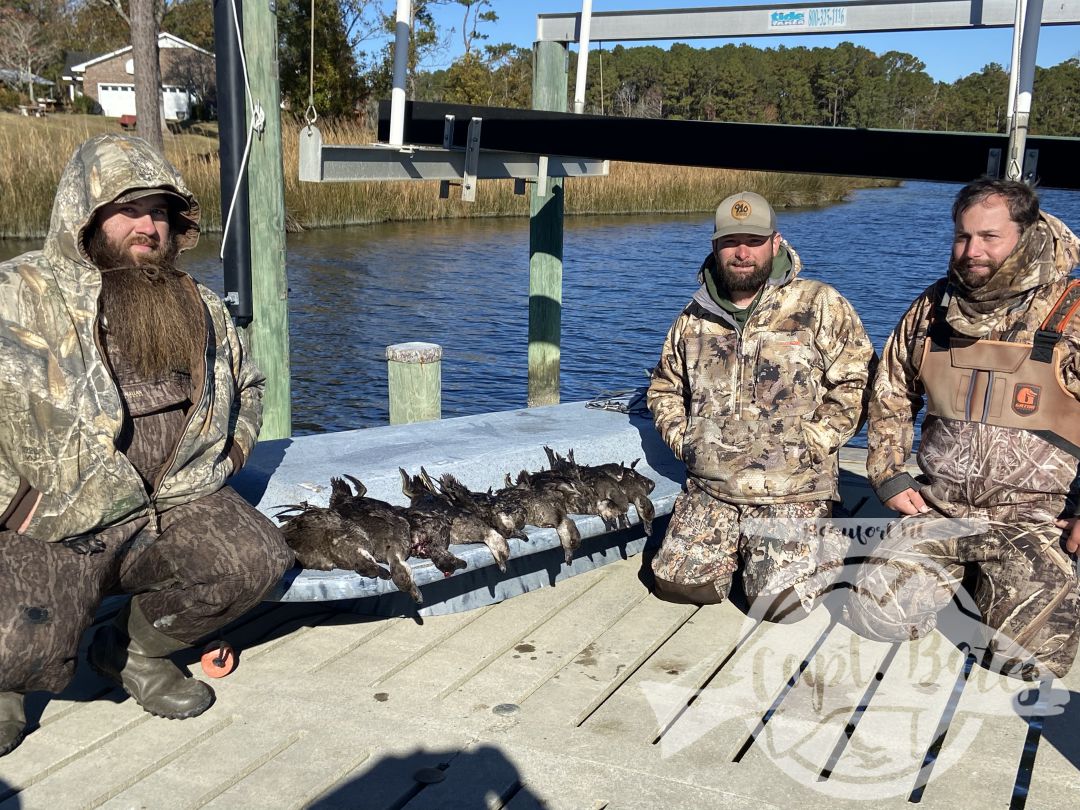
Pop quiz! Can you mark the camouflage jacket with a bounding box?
[648,242,875,504]
[867,211,1080,512]
[0,135,264,542]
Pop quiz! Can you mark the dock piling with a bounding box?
[386,342,443,425]
[528,39,569,408]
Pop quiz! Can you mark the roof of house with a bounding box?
[0,68,54,87]
[68,32,212,74]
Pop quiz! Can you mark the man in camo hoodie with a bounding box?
[0,135,293,757]
[848,178,1080,680]
[648,191,875,619]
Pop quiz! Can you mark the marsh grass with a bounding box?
[0,113,884,239]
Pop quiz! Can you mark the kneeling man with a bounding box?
[648,191,874,619]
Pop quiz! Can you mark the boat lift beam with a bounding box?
[378,100,1080,190]
[536,0,1080,42]
[298,122,608,187]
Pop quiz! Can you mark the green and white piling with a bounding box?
[528,39,569,408]
[386,342,443,425]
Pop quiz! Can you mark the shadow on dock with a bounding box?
[306,744,541,809]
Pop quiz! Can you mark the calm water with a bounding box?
[3,182,1079,434]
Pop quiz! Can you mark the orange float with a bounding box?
[200,641,237,678]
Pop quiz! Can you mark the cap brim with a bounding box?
[712,224,775,240]
[112,187,190,211]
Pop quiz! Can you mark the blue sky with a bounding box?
[426,0,1080,82]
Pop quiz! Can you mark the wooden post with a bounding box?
[386,342,442,425]
[528,40,568,408]
[241,0,291,439]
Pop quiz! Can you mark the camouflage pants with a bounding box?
[847,509,1080,679]
[651,478,849,613]
[0,486,293,694]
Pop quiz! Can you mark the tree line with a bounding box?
[2,1,1079,138]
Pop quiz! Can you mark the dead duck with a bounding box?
[275,503,393,581]
[389,469,468,577]
[401,468,513,572]
[541,447,632,532]
[497,470,583,565]
[588,458,657,535]
[274,478,421,603]
[544,448,657,535]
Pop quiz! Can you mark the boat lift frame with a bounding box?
[300,0,1080,194]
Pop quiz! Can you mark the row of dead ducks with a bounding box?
[274,448,656,603]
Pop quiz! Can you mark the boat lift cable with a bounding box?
[305,0,318,129]
[219,0,266,262]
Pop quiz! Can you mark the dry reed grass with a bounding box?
[0,113,879,239]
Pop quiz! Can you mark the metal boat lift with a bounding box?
[297,1,608,200]
[301,0,1080,192]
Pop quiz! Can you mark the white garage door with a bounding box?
[97,83,136,118]
[97,83,191,121]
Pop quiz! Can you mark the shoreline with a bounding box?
[0,112,896,240]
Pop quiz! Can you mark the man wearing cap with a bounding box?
[648,191,874,618]
[0,135,293,756]
[848,178,1080,679]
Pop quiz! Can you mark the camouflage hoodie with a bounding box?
[867,211,1080,510]
[648,241,875,504]
[0,135,264,542]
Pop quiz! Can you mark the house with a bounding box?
[66,33,215,121]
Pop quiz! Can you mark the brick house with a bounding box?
[67,33,215,121]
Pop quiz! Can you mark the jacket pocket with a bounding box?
[683,414,826,499]
[752,330,819,417]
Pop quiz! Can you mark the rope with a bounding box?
[219,0,267,262]
[305,0,317,127]
[585,387,650,415]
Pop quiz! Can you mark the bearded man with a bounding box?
[648,191,875,618]
[848,178,1080,680]
[0,135,293,757]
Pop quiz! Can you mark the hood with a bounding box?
[945,210,1080,337]
[43,134,201,274]
[691,238,802,319]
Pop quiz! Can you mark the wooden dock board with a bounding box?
[2,555,1078,809]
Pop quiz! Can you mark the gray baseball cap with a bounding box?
[712,191,776,240]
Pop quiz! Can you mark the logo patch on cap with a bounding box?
[1012,383,1040,416]
[731,200,752,220]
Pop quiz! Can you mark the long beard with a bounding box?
[98,265,206,379]
[719,255,773,293]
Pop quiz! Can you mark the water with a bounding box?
[3,182,1079,434]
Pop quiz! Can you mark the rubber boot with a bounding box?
[88,601,215,719]
[0,692,26,756]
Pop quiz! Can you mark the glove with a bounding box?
[60,536,106,555]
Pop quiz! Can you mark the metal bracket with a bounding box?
[439,115,455,199]
[986,148,1002,178]
[535,155,549,198]
[461,117,482,202]
[1022,148,1039,184]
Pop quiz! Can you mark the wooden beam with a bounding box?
[242,0,291,439]
[528,41,568,409]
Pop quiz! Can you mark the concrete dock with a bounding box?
[1,402,1078,808]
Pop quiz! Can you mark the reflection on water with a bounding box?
[3,182,1079,435]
